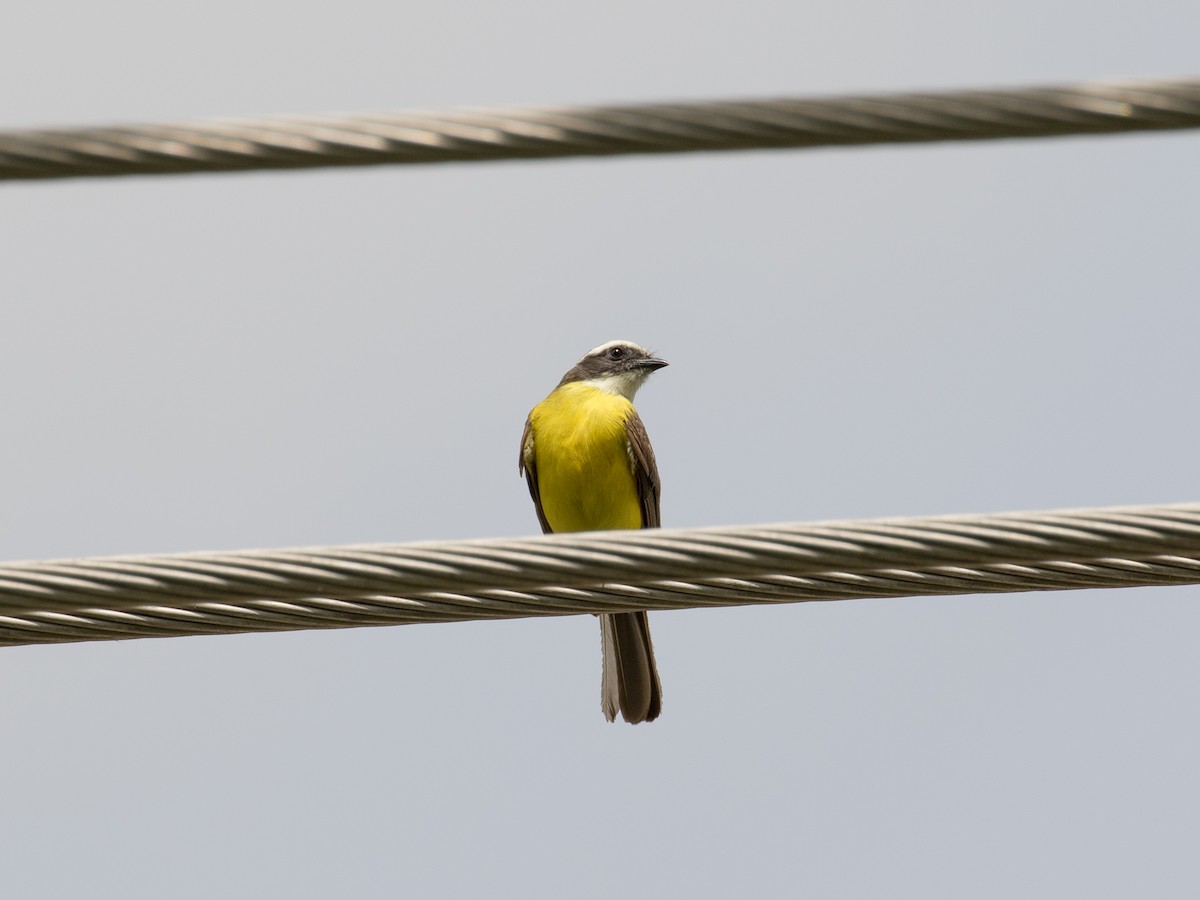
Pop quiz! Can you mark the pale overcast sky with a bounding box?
[2,2,1198,897]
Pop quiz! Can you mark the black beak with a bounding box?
[638,357,669,371]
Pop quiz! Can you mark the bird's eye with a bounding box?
[607,347,625,360]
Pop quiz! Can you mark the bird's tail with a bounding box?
[600,611,662,724]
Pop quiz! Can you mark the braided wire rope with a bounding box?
[1,502,1198,647]
[2,78,1198,182]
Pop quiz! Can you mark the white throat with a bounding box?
[579,371,648,401]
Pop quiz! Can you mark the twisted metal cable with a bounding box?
[1,502,1198,647]
[2,77,1198,182]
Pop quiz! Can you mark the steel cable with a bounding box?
[1,77,1198,182]
[0,502,1198,647]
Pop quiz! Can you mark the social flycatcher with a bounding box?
[520,340,668,724]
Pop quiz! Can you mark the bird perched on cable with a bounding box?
[520,340,668,723]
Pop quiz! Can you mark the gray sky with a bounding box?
[3,2,1199,897]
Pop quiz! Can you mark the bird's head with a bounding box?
[558,340,668,400]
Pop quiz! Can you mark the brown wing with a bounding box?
[518,415,553,535]
[624,410,661,529]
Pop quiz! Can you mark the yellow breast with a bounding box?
[528,383,642,533]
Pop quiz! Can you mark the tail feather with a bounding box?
[599,612,662,724]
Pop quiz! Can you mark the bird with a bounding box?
[519,340,668,723]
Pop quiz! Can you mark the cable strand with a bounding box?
[2,77,1198,182]
[0,502,1198,647]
